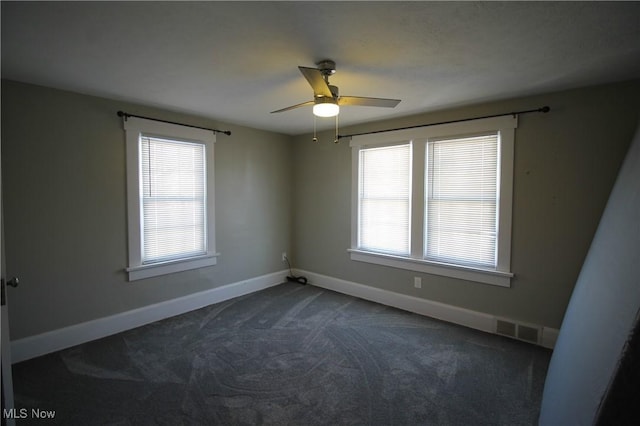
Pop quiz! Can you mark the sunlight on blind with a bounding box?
[426,133,498,267]
[141,136,207,263]
[359,144,411,255]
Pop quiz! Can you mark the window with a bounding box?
[358,143,411,255]
[124,117,217,281]
[425,133,498,268]
[140,136,206,263]
[350,116,515,287]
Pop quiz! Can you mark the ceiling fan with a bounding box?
[271,60,401,118]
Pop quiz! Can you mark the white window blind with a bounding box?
[140,136,207,263]
[426,133,498,267]
[358,143,411,255]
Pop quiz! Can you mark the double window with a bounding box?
[350,116,516,287]
[124,117,217,281]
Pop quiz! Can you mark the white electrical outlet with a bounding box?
[282,252,287,262]
[414,277,422,289]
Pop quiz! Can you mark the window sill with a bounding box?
[126,253,219,281]
[348,249,512,287]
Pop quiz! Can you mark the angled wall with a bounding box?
[539,119,640,424]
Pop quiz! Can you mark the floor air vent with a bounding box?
[495,319,540,344]
[496,319,517,338]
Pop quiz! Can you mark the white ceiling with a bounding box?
[2,1,640,136]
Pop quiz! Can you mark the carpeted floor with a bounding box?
[12,282,551,425]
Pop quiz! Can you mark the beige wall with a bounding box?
[291,80,640,329]
[1,80,292,340]
[3,79,639,340]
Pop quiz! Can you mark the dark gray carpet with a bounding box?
[12,282,551,425]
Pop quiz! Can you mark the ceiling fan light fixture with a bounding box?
[313,98,339,117]
[270,60,401,123]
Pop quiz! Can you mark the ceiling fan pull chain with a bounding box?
[312,115,318,142]
[334,114,340,144]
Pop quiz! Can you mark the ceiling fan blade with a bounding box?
[338,96,401,108]
[270,100,315,113]
[298,66,333,98]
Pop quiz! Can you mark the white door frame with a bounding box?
[1,129,16,426]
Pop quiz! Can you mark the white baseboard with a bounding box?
[11,270,288,363]
[541,326,560,349]
[12,268,558,363]
[297,269,559,349]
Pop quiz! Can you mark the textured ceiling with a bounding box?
[2,1,640,135]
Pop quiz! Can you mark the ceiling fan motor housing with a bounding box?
[317,59,336,77]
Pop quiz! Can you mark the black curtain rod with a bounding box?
[117,111,231,135]
[337,106,550,140]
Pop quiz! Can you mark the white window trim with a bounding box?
[124,116,218,281]
[350,115,516,287]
